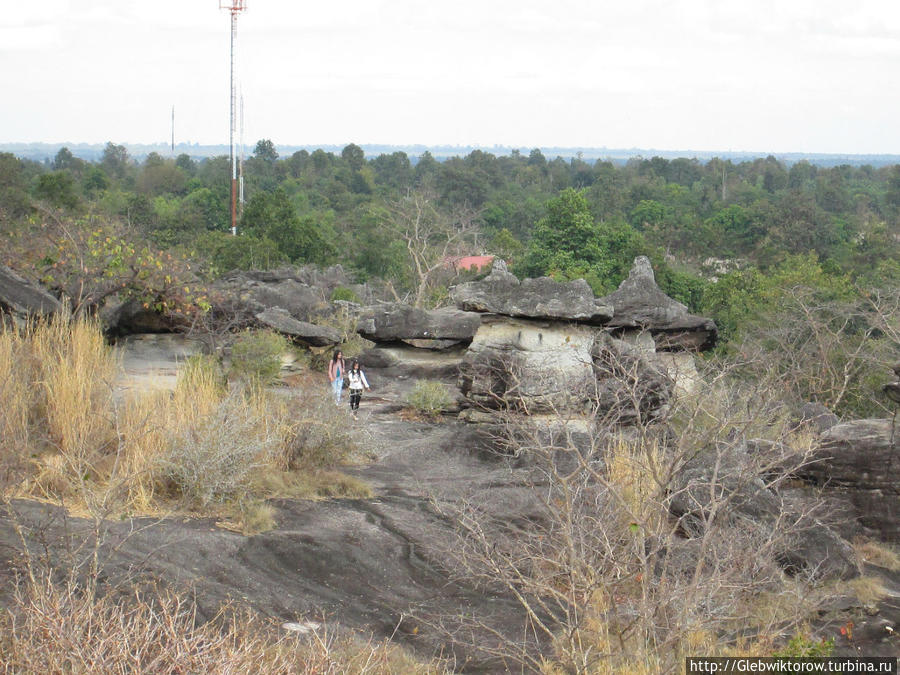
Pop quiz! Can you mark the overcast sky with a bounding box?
[2,0,899,154]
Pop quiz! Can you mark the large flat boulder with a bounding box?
[255,308,341,347]
[451,263,613,324]
[599,257,717,351]
[209,265,368,324]
[0,263,61,321]
[356,303,481,342]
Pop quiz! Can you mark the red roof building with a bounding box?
[452,255,495,271]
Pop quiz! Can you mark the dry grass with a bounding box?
[855,540,900,571]
[603,433,667,527]
[847,576,889,606]
[0,576,445,674]
[254,469,373,502]
[1,317,370,530]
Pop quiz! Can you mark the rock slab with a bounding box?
[799,419,900,543]
[255,307,341,347]
[0,263,60,321]
[451,263,613,324]
[357,303,481,342]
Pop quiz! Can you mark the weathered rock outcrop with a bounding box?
[798,419,899,543]
[669,440,858,579]
[451,262,613,324]
[0,263,61,323]
[599,256,717,351]
[592,333,673,423]
[209,265,369,324]
[458,316,595,412]
[356,304,481,343]
[255,308,341,347]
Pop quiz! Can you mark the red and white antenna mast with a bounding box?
[220,0,247,235]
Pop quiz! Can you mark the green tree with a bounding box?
[516,188,604,281]
[33,171,79,210]
[253,139,278,162]
[340,143,365,171]
[101,142,130,179]
[0,152,33,217]
[241,188,337,265]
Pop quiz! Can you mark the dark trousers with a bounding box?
[349,390,362,411]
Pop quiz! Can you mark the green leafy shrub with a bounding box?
[330,286,361,303]
[772,634,835,657]
[405,380,453,419]
[228,330,287,384]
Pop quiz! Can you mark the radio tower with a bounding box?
[220,0,247,235]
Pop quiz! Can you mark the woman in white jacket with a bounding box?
[346,359,370,415]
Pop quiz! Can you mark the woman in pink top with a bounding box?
[327,349,346,405]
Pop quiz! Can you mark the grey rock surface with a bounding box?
[0,263,61,321]
[451,265,613,324]
[356,303,481,342]
[798,419,900,543]
[599,256,717,350]
[209,265,368,324]
[255,307,341,347]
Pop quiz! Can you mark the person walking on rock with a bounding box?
[346,360,370,416]
[328,349,346,405]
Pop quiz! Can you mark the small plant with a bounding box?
[330,286,361,303]
[237,498,277,535]
[405,380,454,419]
[773,633,835,657]
[228,329,287,385]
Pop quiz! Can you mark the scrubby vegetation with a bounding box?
[0,315,368,527]
[228,329,289,384]
[404,380,454,419]
[0,575,444,674]
[2,141,899,671]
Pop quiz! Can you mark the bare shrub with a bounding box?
[228,329,288,384]
[285,394,361,470]
[160,387,283,507]
[0,575,446,674]
[428,350,855,673]
[736,286,900,417]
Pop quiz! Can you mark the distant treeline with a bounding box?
[3,141,899,168]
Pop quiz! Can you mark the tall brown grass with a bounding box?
[1,316,363,523]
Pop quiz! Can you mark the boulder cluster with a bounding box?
[357,257,715,419]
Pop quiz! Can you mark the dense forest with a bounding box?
[2,140,899,415]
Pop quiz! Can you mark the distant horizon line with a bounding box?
[3,140,899,165]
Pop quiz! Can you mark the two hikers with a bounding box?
[328,350,370,413]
